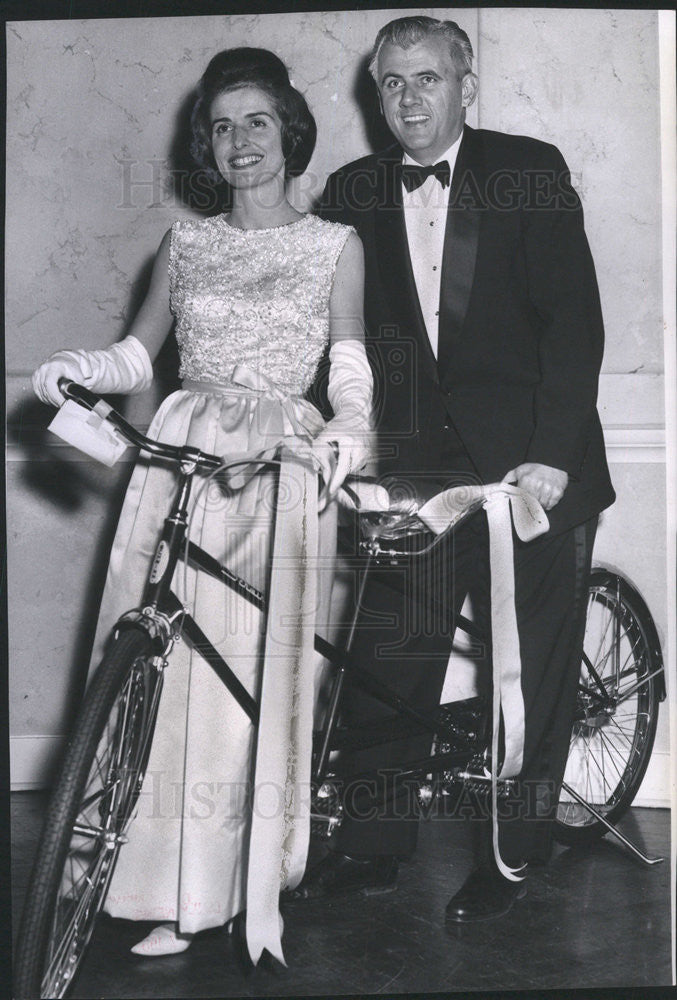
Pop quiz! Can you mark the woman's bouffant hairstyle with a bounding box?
[190,48,316,183]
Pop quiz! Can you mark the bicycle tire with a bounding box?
[14,627,163,1000]
[554,569,662,846]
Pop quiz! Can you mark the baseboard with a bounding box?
[10,735,671,808]
[632,749,672,808]
[563,746,671,809]
[10,734,66,790]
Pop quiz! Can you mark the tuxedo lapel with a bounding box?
[373,151,440,385]
[437,126,483,379]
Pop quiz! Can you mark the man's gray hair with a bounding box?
[368,16,474,82]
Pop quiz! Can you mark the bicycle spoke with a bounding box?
[105,677,137,823]
[593,731,630,790]
[607,716,643,739]
[53,676,149,989]
[45,848,110,991]
[556,575,661,844]
[570,727,602,805]
[603,723,642,761]
[571,727,621,807]
[618,633,644,675]
[602,718,635,750]
[12,630,168,1000]
[585,600,615,681]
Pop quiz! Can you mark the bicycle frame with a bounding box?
[133,488,492,790]
[116,460,494,817]
[61,381,488,800]
[59,380,664,859]
[113,451,666,862]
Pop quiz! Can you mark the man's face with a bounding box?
[376,36,477,164]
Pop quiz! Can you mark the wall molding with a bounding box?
[602,424,666,463]
[6,424,667,466]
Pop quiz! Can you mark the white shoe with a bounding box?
[130,923,194,956]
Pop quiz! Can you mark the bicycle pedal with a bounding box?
[310,782,343,839]
[456,769,516,798]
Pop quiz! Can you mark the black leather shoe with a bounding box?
[283,852,398,901]
[445,865,527,923]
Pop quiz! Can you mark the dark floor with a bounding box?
[11,792,672,997]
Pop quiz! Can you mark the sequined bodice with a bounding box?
[168,214,353,395]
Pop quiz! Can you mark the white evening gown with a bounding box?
[88,214,352,949]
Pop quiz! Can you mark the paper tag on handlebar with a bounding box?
[48,399,129,466]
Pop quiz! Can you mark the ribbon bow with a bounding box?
[221,366,316,489]
[400,159,451,193]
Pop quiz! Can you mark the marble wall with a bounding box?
[6,9,670,797]
[477,7,671,803]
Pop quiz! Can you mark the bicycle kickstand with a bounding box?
[560,781,664,865]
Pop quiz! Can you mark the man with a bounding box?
[298,15,615,922]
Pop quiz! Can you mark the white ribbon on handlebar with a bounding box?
[417,483,549,881]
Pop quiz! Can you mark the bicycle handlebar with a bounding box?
[54,380,491,544]
[57,378,225,472]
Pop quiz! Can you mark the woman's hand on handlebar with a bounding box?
[312,430,370,511]
[32,337,153,407]
[32,352,92,407]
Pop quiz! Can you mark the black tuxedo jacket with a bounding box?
[319,125,615,535]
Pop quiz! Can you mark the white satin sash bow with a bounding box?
[417,484,549,880]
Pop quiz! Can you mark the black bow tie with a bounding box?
[400,160,451,193]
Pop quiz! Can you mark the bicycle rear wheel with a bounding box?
[14,628,163,1000]
[554,570,662,845]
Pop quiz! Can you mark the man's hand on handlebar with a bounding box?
[501,463,569,511]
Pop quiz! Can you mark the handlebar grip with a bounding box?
[56,378,100,411]
[52,378,226,470]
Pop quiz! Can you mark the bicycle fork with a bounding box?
[116,459,196,667]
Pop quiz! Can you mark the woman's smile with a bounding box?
[229,152,265,169]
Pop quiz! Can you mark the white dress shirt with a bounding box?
[402,133,463,359]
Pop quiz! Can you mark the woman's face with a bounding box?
[209,86,286,189]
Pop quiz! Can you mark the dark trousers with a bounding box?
[332,510,597,865]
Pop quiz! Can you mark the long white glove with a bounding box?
[32,335,153,407]
[313,339,373,500]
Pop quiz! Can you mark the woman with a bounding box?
[32,47,373,966]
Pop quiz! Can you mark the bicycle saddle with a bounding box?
[345,477,482,547]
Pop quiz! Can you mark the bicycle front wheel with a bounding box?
[554,570,662,845]
[14,628,163,1000]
